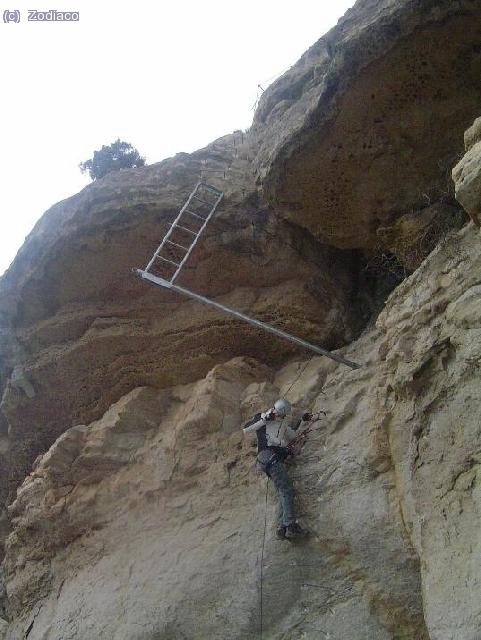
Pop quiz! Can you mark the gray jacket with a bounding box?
[243,411,308,448]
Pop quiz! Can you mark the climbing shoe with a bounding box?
[276,525,287,540]
[285,522,307,539]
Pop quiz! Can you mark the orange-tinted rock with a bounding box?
[252,0,481,249]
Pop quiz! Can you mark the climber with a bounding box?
[243,398,311,540]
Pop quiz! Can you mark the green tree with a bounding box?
[79,139,146,180]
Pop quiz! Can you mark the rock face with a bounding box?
[3,223,480,639]
[453,116,481,227]
[251,0,480,254]
[375,202,466,272]
[375,225,481,640]
[2,354,426,640]
[0,133,361,531]
[1,0,481,638]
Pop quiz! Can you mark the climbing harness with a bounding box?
[256,412,326,472]
[256,447,289,475]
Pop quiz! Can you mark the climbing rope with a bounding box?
[287,411,327,457]
[284,354,317,399]
[259,476,269,640]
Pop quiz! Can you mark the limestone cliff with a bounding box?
[0,134,361,530]
[1,0,481,638]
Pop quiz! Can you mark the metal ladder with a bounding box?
[144,182,224,283]
[137,182,360,369]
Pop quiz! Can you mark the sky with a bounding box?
[0,0,354,276]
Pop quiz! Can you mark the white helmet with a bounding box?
[274,398,292,417]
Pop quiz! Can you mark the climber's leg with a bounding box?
[275,497,283,525]
[269,460,296,526]
[275,498,286,539]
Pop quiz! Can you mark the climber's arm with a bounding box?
[290,412,312,432]
[243,415,267,434]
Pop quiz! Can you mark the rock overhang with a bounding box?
[252,0,481,250]
[0,133,361,513]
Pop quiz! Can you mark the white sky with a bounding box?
[0,0,354,276]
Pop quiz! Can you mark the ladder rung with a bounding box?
[192,195,213,207]
[156,255,180,266]
[202,185,223,195]
[185,209,206,220]
[166,239,188,251]
[176,224,197,235]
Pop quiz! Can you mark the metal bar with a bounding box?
[177,224,197,235]
[192,196,213,206]
[155,256,180,267]
[144,182,203,272]
[184,209,206,220]
[136,270,360,369]
[202,184,223,194]
[166,239,188,251]
[171,190,224,283]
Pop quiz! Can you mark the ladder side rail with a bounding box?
[170,191,223,283]
[137,270,360,370]
[145,182,202,272]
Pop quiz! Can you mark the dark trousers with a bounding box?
[268,460,296,526]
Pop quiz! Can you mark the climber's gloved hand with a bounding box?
[302,413,312,421]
